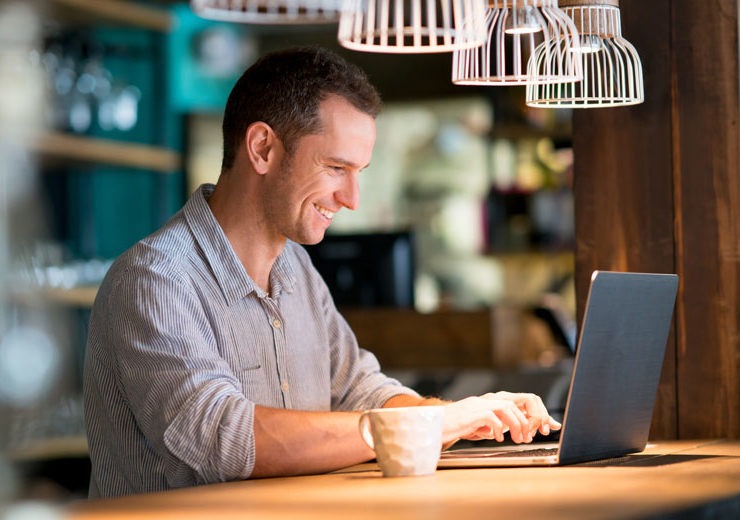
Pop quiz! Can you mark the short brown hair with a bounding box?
[221,47,382,171]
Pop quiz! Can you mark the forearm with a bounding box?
[383,394,449,407]
[250,394,452,478]
[250,406,375,478]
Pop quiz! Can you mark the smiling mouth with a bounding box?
[314,204,335,220]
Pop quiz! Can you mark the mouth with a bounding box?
[314,203,335,221]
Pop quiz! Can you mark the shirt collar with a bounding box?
[184,184,296,305]
[270,245,297,299]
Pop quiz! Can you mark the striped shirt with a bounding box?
[83,184,418,498]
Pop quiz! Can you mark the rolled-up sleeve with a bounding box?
[99,262,257,487]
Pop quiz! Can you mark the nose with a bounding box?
[336,172,360,211]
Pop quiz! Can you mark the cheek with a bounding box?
[300,176,335,200]
[265,175,298,220]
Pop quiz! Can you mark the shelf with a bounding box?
[6,435,89,462]
[32,132,182,173]
[43,286,99,307]
[46,0,173,32]
[10,286,98,308]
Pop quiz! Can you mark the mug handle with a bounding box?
[358,411,375,450]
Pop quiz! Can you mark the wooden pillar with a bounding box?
[571,0,740,439]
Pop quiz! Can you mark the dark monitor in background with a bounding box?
[304,231,415,308]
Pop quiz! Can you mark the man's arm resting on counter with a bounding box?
[250,393,559,478]
[250,394,432,478]
[250,406,373,478]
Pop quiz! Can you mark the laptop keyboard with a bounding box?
[503,447,560,457]
[442,447,559,459]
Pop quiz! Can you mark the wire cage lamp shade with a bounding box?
[452,0,582,85]
[337,0,488,53]
[526,0,644,107]
[190,0,342,24]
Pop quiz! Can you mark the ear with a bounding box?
[244,121,279,175]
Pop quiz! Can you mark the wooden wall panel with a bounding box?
[572,0,677,438]
[342,308,494,369]
[671,0,740,439]
[572,0,740,439]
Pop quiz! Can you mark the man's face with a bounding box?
[264,95,376,245]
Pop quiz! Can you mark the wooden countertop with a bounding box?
[67,440,740,519]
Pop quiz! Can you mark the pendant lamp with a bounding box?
[337,0,488,53]
[452,0,582,85]
[526,0,644,107]
[191,0,342,24]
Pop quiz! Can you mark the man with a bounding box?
[84,47,560,499]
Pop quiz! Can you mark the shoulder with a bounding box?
[97,213,198,305]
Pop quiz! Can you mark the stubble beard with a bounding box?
[266,152,326,246]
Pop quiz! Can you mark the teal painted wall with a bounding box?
[60,27,185,260]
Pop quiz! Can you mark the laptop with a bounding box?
[438,270,679,467]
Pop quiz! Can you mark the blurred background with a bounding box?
[0,0,576,511]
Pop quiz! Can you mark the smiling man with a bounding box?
[83,47,560,499]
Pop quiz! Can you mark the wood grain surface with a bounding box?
[571,0,739,439]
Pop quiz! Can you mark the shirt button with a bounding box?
[272,318,282,329]
[281,381,290,392]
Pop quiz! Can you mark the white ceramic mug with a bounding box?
[358,406,444,477]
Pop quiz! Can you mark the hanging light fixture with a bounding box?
[526,0,644,107]
[191,0,342,25]
[337,0,488,53]
[452,0,582,85]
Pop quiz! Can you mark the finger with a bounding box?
[481,391,513,402]
[462,426,494,442]
[484,392,560,438]
[491,418,505,442]
[479,421,506,443]
[515,394,559,437]
[482,411,506,442]
[548,417,562,431]
[530,416,554,438]
[485,392,546,425]
[536,416,559,436]
[535,413,562,436]
[495,405,530,443]
[460,412,505,442]
[519,393,549,418]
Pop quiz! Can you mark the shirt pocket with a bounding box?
[219,320,264,371]
[235,365,268,402]
[227,344,266,401]
[217,308,280,405]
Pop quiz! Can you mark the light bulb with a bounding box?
[570,34,604,53]
[504,6,543,35]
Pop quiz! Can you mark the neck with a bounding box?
[207,171,284,293]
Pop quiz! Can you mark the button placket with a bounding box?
[262,297,291,407]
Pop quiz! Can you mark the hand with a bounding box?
[482,391,561,439]
[441,392,561,446]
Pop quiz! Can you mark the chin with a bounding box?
[295,230,326,246]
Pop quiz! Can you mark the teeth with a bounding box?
[315,204,335,220]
